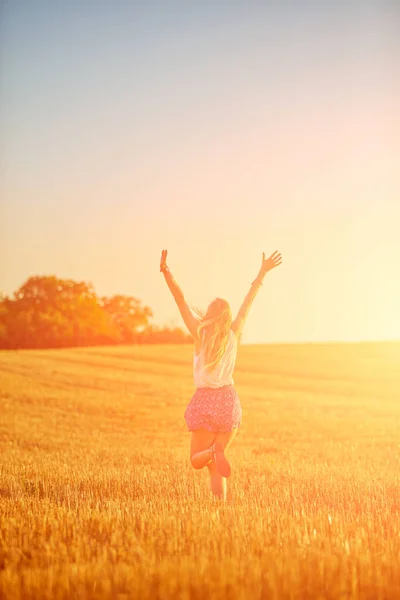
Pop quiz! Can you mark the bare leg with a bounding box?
[207,459,226,499]
[190,429,216,470]
[207,429,238,500]
[191,447,213,469]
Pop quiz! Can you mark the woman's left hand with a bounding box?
[160,249,169,273]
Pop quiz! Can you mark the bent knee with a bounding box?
[190,455,213,470]
[190,456,201,469]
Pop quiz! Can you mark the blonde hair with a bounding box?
[193,298,232,372]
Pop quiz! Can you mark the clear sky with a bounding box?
[1,1,399,343]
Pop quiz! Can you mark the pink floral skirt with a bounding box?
[184,385,242,433]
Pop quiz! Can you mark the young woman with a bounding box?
[160,249,282,500]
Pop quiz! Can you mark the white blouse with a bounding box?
[193,329,238,389]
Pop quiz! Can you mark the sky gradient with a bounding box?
[1,1,399,343]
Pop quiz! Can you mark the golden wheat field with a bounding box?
[1,341,400,599]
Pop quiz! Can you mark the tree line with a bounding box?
[0,276,191,349]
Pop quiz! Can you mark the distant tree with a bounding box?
[0,292,8,346]
[138,325,192,344]
[0,276,190,349]
[100,295,153,343]
[0,276,114,349]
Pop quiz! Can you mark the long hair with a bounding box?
[193,298,232,372]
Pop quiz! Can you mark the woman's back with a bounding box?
[194,329,238,389]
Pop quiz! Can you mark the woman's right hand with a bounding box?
[261,251,282,274]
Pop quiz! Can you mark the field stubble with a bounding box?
[1,342,400,599]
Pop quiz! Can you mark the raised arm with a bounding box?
[160,250,200,339]
[231,251,282,338]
